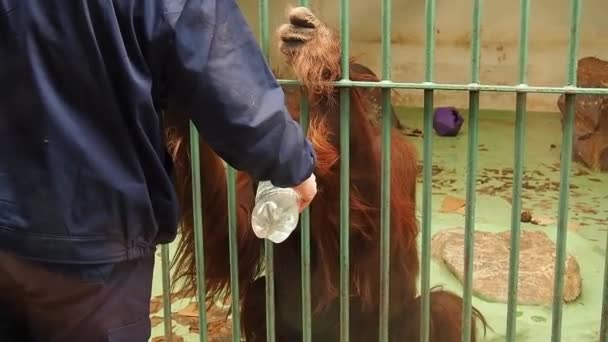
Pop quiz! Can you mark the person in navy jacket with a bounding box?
[0,0,317,340]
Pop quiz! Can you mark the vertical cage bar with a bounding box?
[258,1,276,340]
[462,91,480,342]
[161,244,174,342]
[297,2,312,340]
[551,0,581,340]
[378,0,392,340]
[420,0,436,340]
[259,0,269,58]
[339,88,350,342]
[551,94,575,342]
[299,94,312,342]
[423,0,436,83]
[565,0,582,87]
[515,0,530,86]
[263,238,275,342]
[469,0,482,84]
[462,0,482,340]
[505,0,530,340]
[600,232,608,341]
[227,167,242,342]
[340,0,350,81]
[339,91,351,342]
[190,122,209,342]
[339,0,351,340]
[505,93,527,341]
[420,91,434,342]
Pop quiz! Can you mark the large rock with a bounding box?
[557,56,608,172]
[431,228,582,306]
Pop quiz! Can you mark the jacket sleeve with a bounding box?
[162,0,315,188]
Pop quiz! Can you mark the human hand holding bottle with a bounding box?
[251,172,317,243]
[292,173,317,212]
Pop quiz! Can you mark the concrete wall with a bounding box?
[237,0,608,112]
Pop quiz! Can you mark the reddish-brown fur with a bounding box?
[164,6,487,341]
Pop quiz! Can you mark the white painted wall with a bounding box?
[237,0,608,112]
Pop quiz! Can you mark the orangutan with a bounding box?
[164,6,487,342]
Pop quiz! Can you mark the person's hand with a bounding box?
[292,173,317,212]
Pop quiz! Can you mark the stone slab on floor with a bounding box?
[431,228,582,306]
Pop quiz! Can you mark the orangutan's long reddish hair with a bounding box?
[164,6,487,341]
[164,111,263,308]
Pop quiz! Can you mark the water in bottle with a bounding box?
[251,181,300,243]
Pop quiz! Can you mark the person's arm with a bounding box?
[163,0,315,189]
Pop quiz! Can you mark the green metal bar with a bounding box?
[259,0,269,58]
[551,93,575,342]
[420,0,436,340]
[600,232,608,341]
[380,0,391,80]
[339,87,350,342]
[505,93,527,341]
[462,90,480,342]
[161,244,174,342]
[299,95,312,342]
[190,122,209,342]
[516,0,531,86]
[258,1,276,341]
[379,94,391,342]
[505,0,530,340]
[420,91,434,342]
[226,167,242,342]
[340,0,350,81]
[276,80,608,95]
[339,0,350,341]
[297,2,312,340]
[551,0,581,340]
[471,0,482,84]
[462,0,482,339]
[469,0,482,84]
[423,0,436,82]
[378,0,392,340]
[565,0,582,86]
[462,91,479,341]
[263,242,275,342]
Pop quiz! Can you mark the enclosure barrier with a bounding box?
[158,0,608,341]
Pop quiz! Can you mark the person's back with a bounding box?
[0,0,183,263]
[0,1,316,340]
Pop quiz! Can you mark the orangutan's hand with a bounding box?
[291,172,317,212]
[277,7,331,57]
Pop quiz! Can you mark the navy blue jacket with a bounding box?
[0,0,315,264]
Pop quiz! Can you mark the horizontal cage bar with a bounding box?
[277,79,608,95]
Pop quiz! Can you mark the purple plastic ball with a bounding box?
[433,107,464,137]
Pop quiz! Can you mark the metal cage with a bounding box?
[156,0,608,341]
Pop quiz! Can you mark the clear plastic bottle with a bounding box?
[251,180,301,243]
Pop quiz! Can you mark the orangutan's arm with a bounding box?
[162,0,315,188]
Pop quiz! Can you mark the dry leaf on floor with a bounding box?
[176,302,231,321]
[178,302,199,317]
[150,316,164,328]
[150,297,163,314]
[173,315,200,333]
[152,335,184,342]
[531,216,556,226]
[440,195,466,214]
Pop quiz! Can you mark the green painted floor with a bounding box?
[150,106,608,341]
